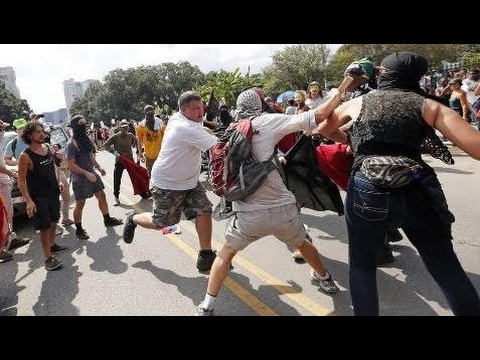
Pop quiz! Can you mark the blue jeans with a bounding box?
[345,170,480,316]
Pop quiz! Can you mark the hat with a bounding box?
[119,119,129,128]
[13,118,28,130]
[308,81,321,90]
[345,58,376,80]
[144,105,154,112]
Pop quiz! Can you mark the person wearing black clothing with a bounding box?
[17,122,68,271]
[318,52,480,316]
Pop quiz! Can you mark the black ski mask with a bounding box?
[70,115,95,154]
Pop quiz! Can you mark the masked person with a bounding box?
[317,52,480,316]
[66,115,123,240]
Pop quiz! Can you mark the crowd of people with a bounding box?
[1,51,480,316]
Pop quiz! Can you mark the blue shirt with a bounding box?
[4,136,28,160]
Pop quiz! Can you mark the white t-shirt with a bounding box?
[234,111,317,212]
[150,112,217,191]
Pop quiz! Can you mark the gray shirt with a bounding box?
[234,111,316,212]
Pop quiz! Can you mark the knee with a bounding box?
[95,191,106,201]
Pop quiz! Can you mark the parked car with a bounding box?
[0,125,71,219]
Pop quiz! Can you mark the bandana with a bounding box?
[236,90,262,119]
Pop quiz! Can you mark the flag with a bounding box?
[118,154,152,199]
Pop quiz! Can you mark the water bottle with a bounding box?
[162,224,181,235]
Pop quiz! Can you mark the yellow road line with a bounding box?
[103,178,278,316]
[106,176,335,316]
[181,221,335,316]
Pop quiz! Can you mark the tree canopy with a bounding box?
[0,87,31,122]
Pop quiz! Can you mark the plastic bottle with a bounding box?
[162,224,181,235]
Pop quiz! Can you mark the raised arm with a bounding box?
[424,98,480,160]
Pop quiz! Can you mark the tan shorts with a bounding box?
[225,203,306,251]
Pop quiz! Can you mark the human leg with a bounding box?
[113,161,124,205]
[345,173,391,316]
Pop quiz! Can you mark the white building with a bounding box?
[0,67,21,99]
[63,78,100,115]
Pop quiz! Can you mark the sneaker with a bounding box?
[50,244,69,255]
[55,226,64,236]
[61,219,75,226]
[104,216,123,227]
[76,229,90,240]
[123,213,137,244]
[0,250,13,264]
[7,237,30,251]
[113,198,120,206]
[44,256,63,271]
[195,304,214,316]
[196,250,216,272]
[311,269,338,294]
[292,248,305,263]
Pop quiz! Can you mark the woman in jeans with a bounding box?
[317,52,480,316]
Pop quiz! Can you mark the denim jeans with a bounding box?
[346,170,480,316]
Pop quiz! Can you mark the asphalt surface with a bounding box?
[1,148,479,316]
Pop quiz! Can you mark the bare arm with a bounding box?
[424,99,480,160]
[474,83,480,97]
[459,91,470,121]
[17,153,36,218]
[4,156,17,167]
[67,158,98,183]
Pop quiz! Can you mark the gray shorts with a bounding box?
[72,173,105,201]
[151,183,212,227]
[225,203,306,251]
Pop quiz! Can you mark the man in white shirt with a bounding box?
[123,91,218,272]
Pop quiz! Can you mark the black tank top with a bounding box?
[24,147,59,198]
[350,90,427,160]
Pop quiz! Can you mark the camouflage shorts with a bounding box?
[151,183,213,227]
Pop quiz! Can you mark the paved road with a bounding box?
[1,148,479,316]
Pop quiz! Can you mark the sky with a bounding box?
[0,44,341,114]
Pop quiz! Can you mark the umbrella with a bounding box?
[118,154,152,199]
[276,90,296,104]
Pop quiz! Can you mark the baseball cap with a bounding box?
[13,118,28,130]
[144,105,154,112]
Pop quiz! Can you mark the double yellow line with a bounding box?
[103,173,334,316]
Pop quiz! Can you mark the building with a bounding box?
[63,78,100,115]
[0,67,21,99]
[43,108,68,125]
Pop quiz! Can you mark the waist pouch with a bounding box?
[360,156,422,189]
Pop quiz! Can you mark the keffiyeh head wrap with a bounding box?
[236,90,262,119]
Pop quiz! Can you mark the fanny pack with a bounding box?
[360,156,422,188]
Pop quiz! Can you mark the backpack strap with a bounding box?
[11,138,18,156]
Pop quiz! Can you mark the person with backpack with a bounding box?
[2,118,31,252]
[122,91,219,273]
[195,85,351,316]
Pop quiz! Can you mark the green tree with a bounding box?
[262,44,331,95]
[0,87,31,122]
[326,44,476,85]
[70,61,205,123]
[196,68,263,106]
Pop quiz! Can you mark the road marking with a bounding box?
[103,177,278,316]
[103,171,333,316]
